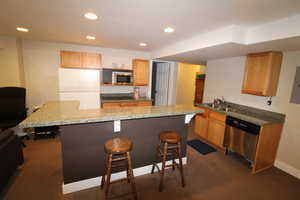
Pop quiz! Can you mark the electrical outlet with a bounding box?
[267,99,272,105]
[114,120,121,132]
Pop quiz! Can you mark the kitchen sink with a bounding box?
[204,103,236,112]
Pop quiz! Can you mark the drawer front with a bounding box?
[138,101,152,106]
[102,101,152,108]
[102,102,121,108]
[209,111,226,122]
[121,102,138,107]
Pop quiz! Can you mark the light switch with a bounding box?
[185,114,195,124]
[114,120,121,132]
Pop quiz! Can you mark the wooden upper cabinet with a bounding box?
[133,59,149,86]
[82,53,101,69]
[242,51,283,96]
[60,51,101,69]
[61,51,82,68]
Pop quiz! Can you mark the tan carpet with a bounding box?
[1,130,300,200]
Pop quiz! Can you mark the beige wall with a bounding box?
[176,63,206,105]
[0,36,24,87]
[21,40,150,111]
[204,52,300,174]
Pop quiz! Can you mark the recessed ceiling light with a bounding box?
[84,12,98,20]
[86,35,96,40]
[139,43,147,46]
[16,27,29,32]
[164,27,175,33]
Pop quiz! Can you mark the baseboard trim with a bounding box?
[274,160,300,179]
[62,157,187,194]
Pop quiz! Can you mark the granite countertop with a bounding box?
[19,101,203,128]
[196,102,285,126]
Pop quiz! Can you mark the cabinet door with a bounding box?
[194,114,208,139]
[82,53,101,69]
[207,118,225,148]
[61,51,82,68]
[242,52,282,96]
[138,101,152,106]
[121,102,139,107]
[102,102,121,108]
[133,59,149,86]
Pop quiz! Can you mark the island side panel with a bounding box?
[60,115,188,184]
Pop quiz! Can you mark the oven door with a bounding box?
[116,74,132,84]
[224,125,259,162]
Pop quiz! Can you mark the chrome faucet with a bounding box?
[213,96,226,108]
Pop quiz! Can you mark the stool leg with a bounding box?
[159,142,168,192]
[172,149,176,171]
[177,142,185,188]
[104,154,113,200]
[101,154,109,189]
[127,152,137,200]
[151,141,161,174]
[126,168,130,183]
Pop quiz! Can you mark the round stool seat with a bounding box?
[159,131,181,143]
[104,138,133,154]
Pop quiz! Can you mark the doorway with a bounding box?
[194,74,206,104]
[151,61,171,106]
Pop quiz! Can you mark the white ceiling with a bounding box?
[160,36,300,64]
[1,0,300,52]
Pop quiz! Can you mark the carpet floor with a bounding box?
[1,128,300,200]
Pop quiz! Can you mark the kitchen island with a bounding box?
[19,101,202,194]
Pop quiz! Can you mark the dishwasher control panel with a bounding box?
[226,116,261,135]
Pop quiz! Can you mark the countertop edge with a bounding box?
[19,110,203,128]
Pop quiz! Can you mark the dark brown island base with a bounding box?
[19,101,202,194]
[61,116,187,184]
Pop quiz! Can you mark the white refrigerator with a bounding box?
[58,68,100,109]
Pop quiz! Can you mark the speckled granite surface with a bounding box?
[197,102,285,126]
[19,101,202,128]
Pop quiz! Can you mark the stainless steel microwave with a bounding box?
[112,72,133,84]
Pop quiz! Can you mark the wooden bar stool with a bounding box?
[151,131,185,192]
[100,138,137,200]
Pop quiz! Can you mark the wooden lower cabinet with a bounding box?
[194,109,226,149]
[102,102,121,108]
[120,102,138,107]
[195,106,284,174]
[195,115,208,138]
[207,118,225,149]
[252,123,283,173]
[137,101,152,106]
[102,101,152,108]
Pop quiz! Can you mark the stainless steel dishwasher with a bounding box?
[224,116,261,164]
